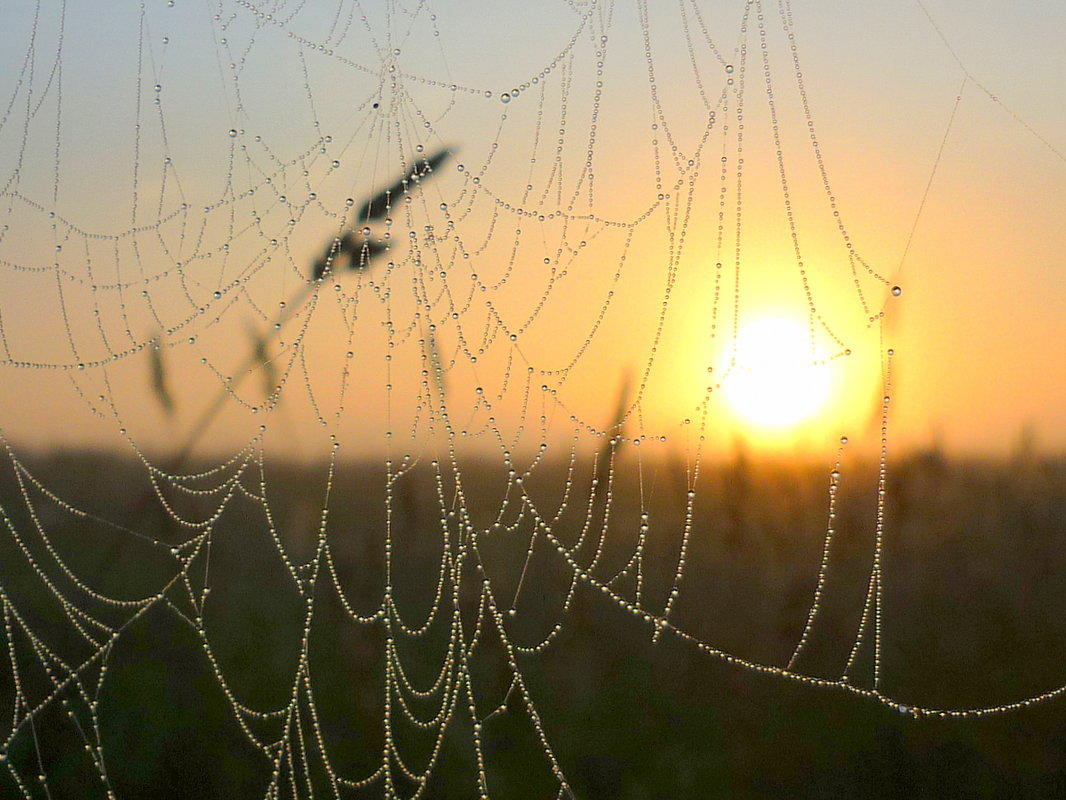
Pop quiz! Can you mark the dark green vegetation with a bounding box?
[2,449,1065,799]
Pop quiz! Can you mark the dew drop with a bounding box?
[725,64,735,74]
[500,93,512,104]
[891,285,902,297]
[227,129,237,138]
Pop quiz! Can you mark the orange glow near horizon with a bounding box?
[0,3,1064,463]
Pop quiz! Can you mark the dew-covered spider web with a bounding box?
[2,0,1066,797]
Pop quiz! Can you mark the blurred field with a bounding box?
[2,448,1065,799]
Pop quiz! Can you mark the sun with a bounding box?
[720,317,831,429]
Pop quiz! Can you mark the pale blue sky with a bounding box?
[0,0,1063,458]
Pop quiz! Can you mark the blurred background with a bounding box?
[0,0,1064,797]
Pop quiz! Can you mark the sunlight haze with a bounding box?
[0,0,1063,461]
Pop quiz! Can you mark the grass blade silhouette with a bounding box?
[311,234,391,281]
[148,334,174,415]
[168,150,451,470]
[356,148,451,222]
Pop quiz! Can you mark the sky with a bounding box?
[0,0,1064,463]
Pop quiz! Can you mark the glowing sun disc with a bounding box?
[721,317,831,429]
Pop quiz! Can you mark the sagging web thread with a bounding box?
[0,1,1061,798]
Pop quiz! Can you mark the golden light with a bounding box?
[721,317,831,430]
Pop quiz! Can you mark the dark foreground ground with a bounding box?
[1,448,1065,799]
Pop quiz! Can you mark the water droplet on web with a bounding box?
[227,129,237,138]
[213,291,222,299]
[891,285,902,297]
[725,64,734,74]
[500,93,512,104]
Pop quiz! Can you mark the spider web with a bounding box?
[1,1,1064,797]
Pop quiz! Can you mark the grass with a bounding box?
[1,447,1065,798]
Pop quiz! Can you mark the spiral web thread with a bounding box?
[0,1,1063,797]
